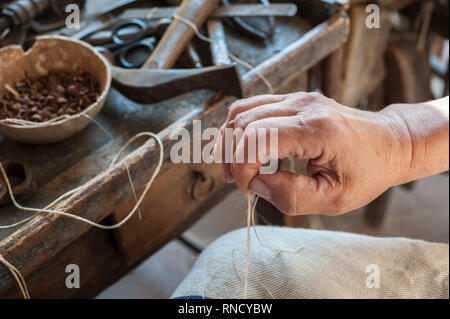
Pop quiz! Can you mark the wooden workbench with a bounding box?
[0,0,349,298]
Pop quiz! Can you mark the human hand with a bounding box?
[214,92,414,216]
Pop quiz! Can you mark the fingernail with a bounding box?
[222,172,233,183]
[224,166,235,183]
[249,178,271,200]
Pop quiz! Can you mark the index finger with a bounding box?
[217,94,287,182]
[231,116,323,193]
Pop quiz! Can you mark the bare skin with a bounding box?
[214,93,449,216]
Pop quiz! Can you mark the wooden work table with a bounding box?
[0,0,349,298]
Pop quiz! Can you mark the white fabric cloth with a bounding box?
[172,227,449,299]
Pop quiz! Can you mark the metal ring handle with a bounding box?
[111,18,147,46]
[117,39,155,68]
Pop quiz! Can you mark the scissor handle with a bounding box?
[115,38,156,68]
[111,18,147,46]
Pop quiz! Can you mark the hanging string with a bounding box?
[83,114,142,220]
[250,195,304,254]
[240,194,303,298]
[231,248,275,299]
[0,254,30,299]
[243,194,252,298]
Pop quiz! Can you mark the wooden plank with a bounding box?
[322,47,344,98]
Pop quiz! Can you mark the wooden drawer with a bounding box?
[110,162,225,264]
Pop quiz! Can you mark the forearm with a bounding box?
[380,96,449,184]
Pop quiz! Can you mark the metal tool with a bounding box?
[28,2,296,38]
[0,160,33,206]
[109,0,243,103]
[0,0,52,40]
[178,42,204,68]
[86,17,202,69]
[83,17,171,46]
[92,18,157,69]
[75,0,241,103]
[119,3,298,20]
[222,0,276,41]
[142,0,221,70]
[111,64,242,103]
[207,18,232,66]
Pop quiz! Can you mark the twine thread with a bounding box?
[172,13,274,94]
[0,254,30,299]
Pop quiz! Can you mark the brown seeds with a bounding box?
[57,97,67,104]
[67,84,78,97]
[12,103,21,111]
[0,71,99,122]
[31,114,43,122]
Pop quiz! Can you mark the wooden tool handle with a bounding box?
[142,0,220,69]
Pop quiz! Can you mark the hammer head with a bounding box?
[111,64,243,104]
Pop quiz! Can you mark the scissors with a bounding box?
[0,160,33,207]
[85,18,158,69]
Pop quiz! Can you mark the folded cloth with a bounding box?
[172,226,449,299]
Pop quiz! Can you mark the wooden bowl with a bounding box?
[0,36,111,144]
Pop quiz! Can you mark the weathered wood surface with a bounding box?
[0,1,349,298]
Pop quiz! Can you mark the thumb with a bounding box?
[249,171,324,215]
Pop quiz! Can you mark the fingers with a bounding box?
[249,171,328,215]
[232,101,299,131]
[226,94,287,126]
[217,94,287,183]
[230,116,324,193]
[215,92,330,185]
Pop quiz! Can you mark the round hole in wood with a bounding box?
[3,161,27,187]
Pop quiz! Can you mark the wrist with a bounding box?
[377,105,416,185]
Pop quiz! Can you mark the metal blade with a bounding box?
[111,64,243,104]
[119,3,298,20]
